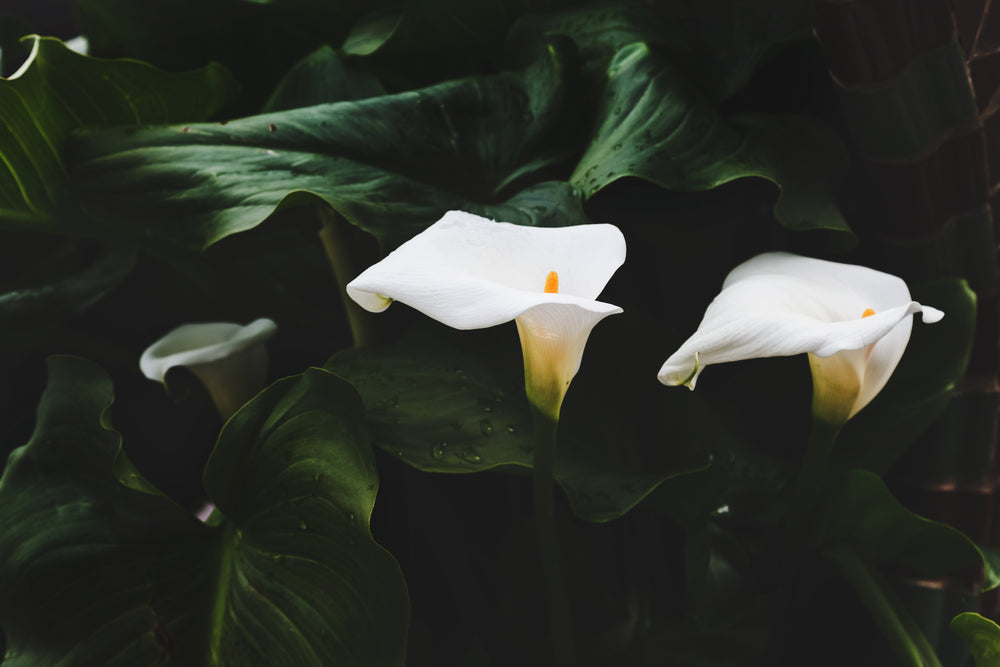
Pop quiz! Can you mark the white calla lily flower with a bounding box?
[346,210,626,418]
[140,318,277,419]
[657,252,943,425]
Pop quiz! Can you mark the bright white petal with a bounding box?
[64,36,90,55]
[852,316,912,417]
[516,301,622,417]
[657,253,942,402]
[346,211,626,329]
[140,318,278,382]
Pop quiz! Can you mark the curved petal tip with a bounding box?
[920,305,944,324]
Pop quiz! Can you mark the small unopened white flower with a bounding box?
[658,252,944,425]
[140,318,277,419]
[346,211,626,418]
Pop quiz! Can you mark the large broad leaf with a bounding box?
[66,42,588,251]
[814,469,1000,589]
[508,0,812,102]
[0,36,238,227]
[261,44,385,112]
[75,0,361,111]
[951,612,1000,667]
[0,356,408,666]
[0,239,137,349]
[325,323,707,522]
[569,43,851,235]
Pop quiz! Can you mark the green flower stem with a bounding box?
[825,546,943,667]
[789,417,842,514]
[532,406,575,667]
[317,207,374,348]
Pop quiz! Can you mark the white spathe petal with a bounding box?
[346,210,626,329]
[658,252,942,423]
[140,318,277,382]
[515,301,623,413]
[850,316,912,417]
[140,318,277,420]
[348,211,626,417]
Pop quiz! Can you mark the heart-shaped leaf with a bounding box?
[0,356,408,666]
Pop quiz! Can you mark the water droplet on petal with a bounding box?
[432,442,448,459]
[480,419,494,436]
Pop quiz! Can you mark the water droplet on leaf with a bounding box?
[459,448,482,464]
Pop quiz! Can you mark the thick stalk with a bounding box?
[317,207,374,348]
[825,546,943,667]
[532,406,575,667]
[788,417,842,514]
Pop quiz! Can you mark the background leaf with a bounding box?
[814,470,999,588]
[66,41,587,250]
[508,0,812,102]
[0,36,238,227]
[327,323,706,522]
[0,356,408,666]
[951,612,1000,667]
[569,43,851,235]
[0,240,136,349]
[261,44,385,112]
[75,0,361,111]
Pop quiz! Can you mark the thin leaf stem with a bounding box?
[532,406,575,667]
[317,206,374,348]
[825,546,943,667]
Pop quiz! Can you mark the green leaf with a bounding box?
[835,279,976,472]
[0,35,238,227]
[814,470,999,589]
[67,42,587,250]
[569,43,851,235]
[75,0,357,111]
[0,240,136,348]
[509,0,812,102]
[951,612,1000,667]
[326,323,705,522]
[0,356,408,666]
[341,0,586,86]
[262,44,385,112]
[341,9,402,57]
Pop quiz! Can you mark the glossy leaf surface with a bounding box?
[0,356,408,666]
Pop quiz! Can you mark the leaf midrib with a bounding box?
[206,521,238,665]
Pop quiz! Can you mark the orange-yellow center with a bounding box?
[544,271,559,294]
[862,308,875,318]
